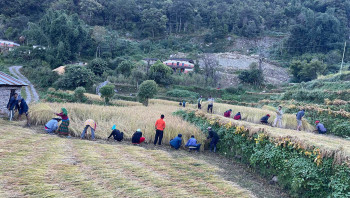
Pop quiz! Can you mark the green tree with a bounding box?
[148,60,173,85]
[100,84,115,104]
[117,60,133,77]
[88,58,108,76]
[138,80,158,106]
[55,65,94,89]
[238,62,264,86]
[289,59,327,82]
[141,8,168,38]
[74,87,87,102]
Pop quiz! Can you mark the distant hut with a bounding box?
[163,58,195,73]
[0,72,27,115]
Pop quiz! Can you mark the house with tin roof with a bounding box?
[0,71,27,115]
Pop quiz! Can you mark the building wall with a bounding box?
[0,86,21,115]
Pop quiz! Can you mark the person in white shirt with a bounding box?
[273,106,283,128]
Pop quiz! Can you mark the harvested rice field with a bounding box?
[0,121,259,198]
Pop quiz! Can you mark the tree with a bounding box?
[238,62,264,86]
[148,60,173,85]
[74,87,87,102]
[55,65,94,89]
[117,60,133,77]
[289,59,327,82]
[141,8,168,38]
[88,58,108,76]
[100,84,115,104]
[132,69,146,88]
[138,80,158,106]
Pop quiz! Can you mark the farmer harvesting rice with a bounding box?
[45,118,61,134]
[55,108,69,136]
[224,109,232,118]
[132,129,145,144]
[273,106,283,128]
[170,134,182,150]
[233,112,241,120]
[260,114,270,124]
[7,93,19,121]
[154,114,166,145]
[81,119,97,140]
[197,96,203,109]
[296,109,305,131]
[207,96,214,113]
[314,121,327,134]
[207,127,219,153]
[18,98,29,126]
[108,125,124,141]
[185,135,201,152]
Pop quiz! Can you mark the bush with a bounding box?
[74,87,87,102]
[100,84,115,104]
[148,60,173,85]
[332,123,350,138]
[290,59,327,82]
[88,58,108,76]
[166,89,199,99]
[54,65,95,90]
[138,80,158,106]
[117,60,133,77]
[238,63,263,85]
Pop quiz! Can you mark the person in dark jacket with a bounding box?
[108,125,124,141]
[224,109,232,118]
[207,127,219,153]
[233,112,242,120]
[170,134,182,149]
[260,114,270,124]
[7,93,19,121]
[18,98,30,126]
[132,129,145,144]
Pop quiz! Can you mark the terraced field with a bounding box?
[0,122,254,198]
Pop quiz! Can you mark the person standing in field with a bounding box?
[170,134,182,150]
[18,98,30,126]
[7,93,19,121]
[185,135,201,152]
[314,121,327,134]
[154,114,166,146]
[108,125,124,141]
[207,127,219,153]
[55,108,70,136]
[296,109,305,131]
[45,118,61,134]
[182,100,186,107]
[273,106,283,128]
[132,129,145,144]
[81,119,97,140]
[207,96,214,114]
[197,96,203,109]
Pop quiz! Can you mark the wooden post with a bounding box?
[340,41,347,74]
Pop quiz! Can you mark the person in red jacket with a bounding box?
[154,114,166,145]
[233,112,241,120]
[224,109,232,118]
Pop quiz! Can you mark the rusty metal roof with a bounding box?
[0,71,28,86]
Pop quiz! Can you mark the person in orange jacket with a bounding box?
[154,114,166,145]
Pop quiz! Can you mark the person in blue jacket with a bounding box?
[170,134,182,150]
[18,98,30,126]
[7,93,19,121]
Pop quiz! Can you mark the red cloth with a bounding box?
[56,112,68,120]
[234,115,241,120]
[224,111,231,117]
[139,137,145,144]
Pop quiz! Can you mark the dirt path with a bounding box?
[9,66,39,103]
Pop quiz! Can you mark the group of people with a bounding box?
[7,93,29,125]
[222,106,327,134]
[45,113,220,152]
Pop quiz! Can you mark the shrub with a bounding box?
[117,60,133,77]
[100,84,115,104]
[54,65,95,89]
[74,87,87,102]
[88,58,108,76]
[148,60,173,85]
[166,89,199,99]
[138,80,158,106]
[238,63,263,85]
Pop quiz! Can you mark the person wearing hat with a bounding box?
[273,106,283,128]
[315,121,327,134]
[108,125,124,141]
[224,109,232,118]
[233,112,242,120]
[207,127,219,153]
[260,114,270,125]
[81,119,97,140]
[55,108,70,136]
[45,118,62,134]
[170,134,183,150]
[132,129,145,144]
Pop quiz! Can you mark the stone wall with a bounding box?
[0,86,21,115]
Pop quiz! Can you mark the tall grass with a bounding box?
[201,102,315,132]
[29,103,206,147]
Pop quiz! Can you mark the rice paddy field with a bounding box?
[0,121,254,198]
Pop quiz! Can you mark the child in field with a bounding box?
[132,129,145,144]
[45,118,61,134]
[81,119,97,140]
[260,114,270,124]
[185,135,201,152]
[170,134,182,150]
[108,125,124,141]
